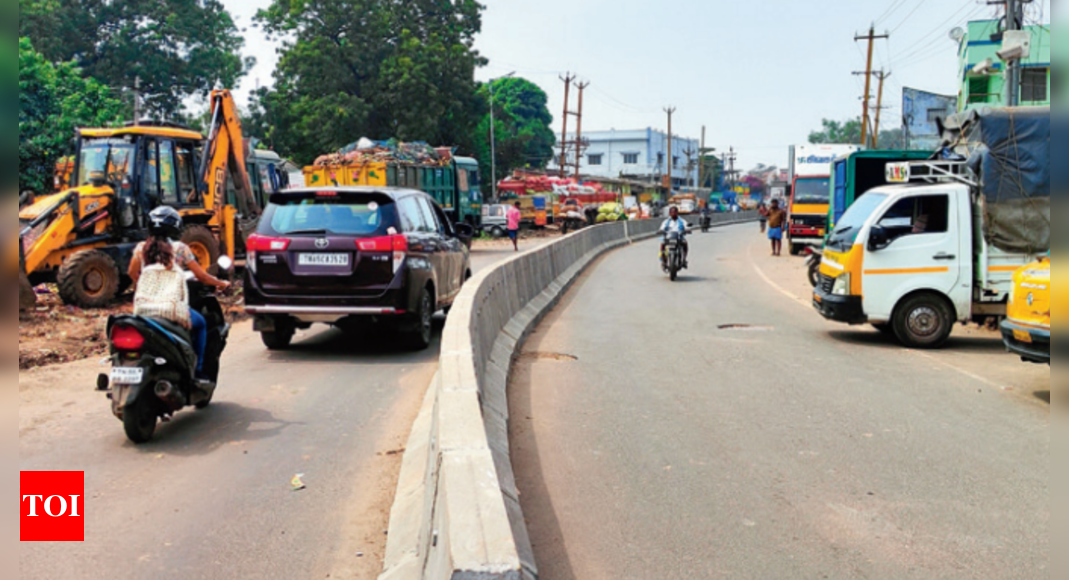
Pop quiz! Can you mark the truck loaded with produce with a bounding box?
[17,90,262,311]
[814,106,1050,349]
[303,138,483,234]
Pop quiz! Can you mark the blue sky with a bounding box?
[225,0,1051,170]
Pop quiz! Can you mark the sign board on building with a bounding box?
[903,88,958,151]
[790,144,864,179]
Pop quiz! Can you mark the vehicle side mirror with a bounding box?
[454,223,475,240]
[868,225,891,252]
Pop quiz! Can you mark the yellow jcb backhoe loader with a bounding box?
[17,90,261,310]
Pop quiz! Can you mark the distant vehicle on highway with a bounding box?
[244,187,475,351]
[481,204,509,238]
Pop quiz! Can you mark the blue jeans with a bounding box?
[189,308,207,377]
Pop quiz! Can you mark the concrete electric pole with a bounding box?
[855,26,889,148]
[873,69,892,149]
[573,81,590,182]
[663,107,676,190]
[559,73,576,178]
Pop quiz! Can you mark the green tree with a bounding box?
[473,77,556,184]
[808,117,906,150]
[19,37,126,193]
[19,0,249,119]
[253,0,487,165]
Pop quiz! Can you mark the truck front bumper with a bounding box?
[813,287,867,325]
[1000,320,1050,364]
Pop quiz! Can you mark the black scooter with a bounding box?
[99,260,232,443]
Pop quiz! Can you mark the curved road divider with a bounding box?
[380,213,756,579]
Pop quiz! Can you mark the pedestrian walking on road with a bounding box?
[507,201,522,252]
[758,202,770,234]
[766,199,788,257]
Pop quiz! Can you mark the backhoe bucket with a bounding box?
[19,272,36,312]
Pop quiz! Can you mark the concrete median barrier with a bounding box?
[380,212,756,580]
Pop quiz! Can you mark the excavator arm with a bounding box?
[198,90,262,257]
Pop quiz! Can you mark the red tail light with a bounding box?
[247,234,291,252]
[111,326,145,352]
[357,235,408,252]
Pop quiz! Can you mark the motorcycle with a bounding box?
[700,213,712,233]
[99,258,232,443]
[661,230,687,282]
[805,247,823,288]
[560,210,588,235]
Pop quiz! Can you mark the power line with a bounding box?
[875,0,911,26]
[890,0,928,34]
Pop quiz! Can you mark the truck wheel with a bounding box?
[57,250,120,309]
[19,272,36,312]
[489,226,506,239]
[892,294,954,349]
[789,242,802,256]
[180,225,221,275]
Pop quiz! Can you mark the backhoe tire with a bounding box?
[58,250,120,309]
[19,272,36,312]
[180,225,221,275]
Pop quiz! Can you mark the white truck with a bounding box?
[813,160,1041,348]
[787,144,863,255]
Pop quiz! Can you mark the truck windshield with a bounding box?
[793,178,831,205]
[827,192,887,250]
[77,138,136,188]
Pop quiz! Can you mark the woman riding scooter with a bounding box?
[128,207,230,380]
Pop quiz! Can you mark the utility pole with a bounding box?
[873,69,892,149]
[663,107,676,189]
[558,73,576,178]
[855,26,889,148]
[699,126,706,189]
[573,81,590,182]
[1004,0,1024,107]
[133,76,141,125]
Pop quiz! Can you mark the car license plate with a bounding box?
[298,253,350,267]
[1013,329,1033,344]
[110,367,144,385]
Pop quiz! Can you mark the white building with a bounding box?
[548,128,700,188]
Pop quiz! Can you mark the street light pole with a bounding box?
[488,72,515,203]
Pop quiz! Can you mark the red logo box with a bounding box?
[20,471,84,542]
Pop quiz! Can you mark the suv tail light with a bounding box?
[247,235,291,274]
[247,234,291,253]
[357,235,408,252]
[357,235,407,273]
[111,325,145,352]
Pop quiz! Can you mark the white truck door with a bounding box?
[861,191,964,321]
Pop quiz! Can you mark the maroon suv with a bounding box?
[244,187,474,350]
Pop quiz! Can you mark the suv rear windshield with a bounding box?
[260,191,398,237]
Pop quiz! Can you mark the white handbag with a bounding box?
[134,263,191,329]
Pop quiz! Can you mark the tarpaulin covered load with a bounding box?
[940,106,1050,254]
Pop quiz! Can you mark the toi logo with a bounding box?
[20,471,84,542]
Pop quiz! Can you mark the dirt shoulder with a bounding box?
[19,282,248,372]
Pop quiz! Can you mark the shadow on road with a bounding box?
[130,402,300,456]
[1035,391,1050,404]
[264,319,446,363]
[828,330,1007,353]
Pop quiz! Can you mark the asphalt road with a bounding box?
[18,237,547,580]
[511,224,1050,579]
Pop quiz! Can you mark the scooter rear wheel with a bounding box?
[123,398,157,444]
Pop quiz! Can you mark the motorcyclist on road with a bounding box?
[128,207,230,380]
[660,206,690,269]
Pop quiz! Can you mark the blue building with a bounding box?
[548,128,700,188]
